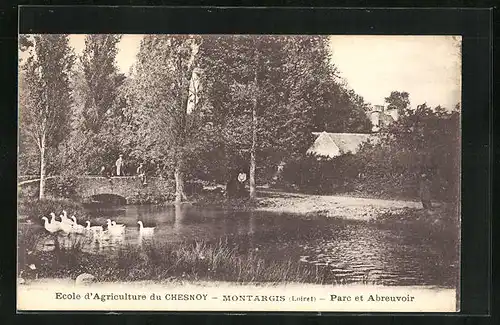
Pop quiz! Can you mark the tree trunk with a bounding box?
[39,134,46,200]
[249,72,258,200]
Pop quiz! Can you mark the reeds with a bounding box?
[18,229,355,285]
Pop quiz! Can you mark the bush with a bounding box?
[18,198,87,221]
[125,178,176,204]
[353,106,460,202]
[281,106,460,202]
[282,153,362,194]
[18,183,39,201]
[45,176,79,199]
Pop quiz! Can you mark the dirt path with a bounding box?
[256,190,424,220]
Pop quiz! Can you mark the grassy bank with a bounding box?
[17,198,89,221]
[18,227,370,286]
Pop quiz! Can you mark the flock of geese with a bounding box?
[40,210,155,237]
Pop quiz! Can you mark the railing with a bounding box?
[17,176,58,186]
[17,175,145,186]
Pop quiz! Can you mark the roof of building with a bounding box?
[307,132,380,158]
[380,112,395,126]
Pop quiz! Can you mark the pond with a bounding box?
[31,203,459,288]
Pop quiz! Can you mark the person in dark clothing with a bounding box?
[100,165,112,183]
[137,163,146,185]
[419,173,432,210]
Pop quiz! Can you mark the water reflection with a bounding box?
[173,203,185,233]
[29,204,458,287]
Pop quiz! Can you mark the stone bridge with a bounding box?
[78,176,153,199]
[18,176,174,203]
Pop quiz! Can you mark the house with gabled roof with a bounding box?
[306,132,380,158]
[306,104,397,158]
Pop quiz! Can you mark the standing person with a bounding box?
[137,163,146,185]
[115,154,124,176]
[419,173,432,210]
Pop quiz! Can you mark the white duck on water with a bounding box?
[137,221,155,235]
[106,219,125,235]
[58,217,73,234]
[85,221,103,233]
[71,216,86,233]
[41,216,60,233]
[111,220,125,228]
[61,210,72,224]
[49,213,61,229]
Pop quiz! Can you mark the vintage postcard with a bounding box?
[17,34,461,312]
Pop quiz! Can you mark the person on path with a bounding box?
[115,155,124,176]
[419,173,432,210]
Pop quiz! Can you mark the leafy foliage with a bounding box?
[18,35,75,198]
[18,36,457,204]
[63,35,125,174]
[281,95,460,202]
[19,35,75,149]
[196,35,370,184]
[45,176,79,199]
[122,35,204,201]
[385,91,410,115]
[282,154,362,193]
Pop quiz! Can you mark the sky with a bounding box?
[67,34,461,110]
[328,35,461,110]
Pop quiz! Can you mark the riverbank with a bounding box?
[254,190,459,236]
[18,189,457,228]
[256,190,422,219]
[18,231,343,285]
[17,278,458,312]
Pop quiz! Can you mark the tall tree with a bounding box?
[385,91,411,114]
[18,35,74,199]
[130,35,203,203]
[66,34,125,174]
[199,35,341,197]
[78,35,123,133]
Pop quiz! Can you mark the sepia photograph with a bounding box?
[17,34,461,312]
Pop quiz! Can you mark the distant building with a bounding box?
[370,104,399,132]
[307,104,396,159]
[306,132,381,158]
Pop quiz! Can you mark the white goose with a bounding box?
[71,216,86,233]
[61,210,72,224]
[111,220,125,228]
[41,216,60,233]
[106,219,125,235]
[58,216,73,234]
[137,221,155,235]
[49,213,61,228]
[85,221,103,233]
